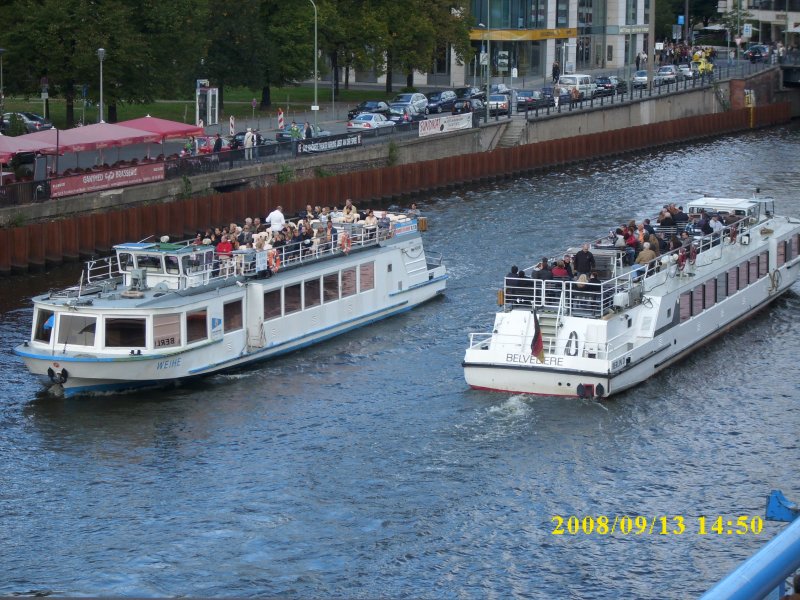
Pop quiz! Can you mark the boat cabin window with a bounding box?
[359,262,375,292]
[137,254,163,273]
[153,313,181,348]
[186,309,208,343]
[118,252,134,271]
[304,278,321,309]
[105,317,146,347]
[285,284,302,315]
[165,255,180,274]
[57,315,97,346]
[263,289,281,320]
[341,268,357,298]
[182,250,212,274]
[34,309,54,343]
[224,300,243,332]
[323,273,339,303]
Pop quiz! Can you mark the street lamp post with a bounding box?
[0,48,5,116]
[309,0,318,129]
[97,47,105,123]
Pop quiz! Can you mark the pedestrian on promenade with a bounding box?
[304,121,313,139]
[551,60,560,83]
[213,133,222,153]
[244,128,255,160]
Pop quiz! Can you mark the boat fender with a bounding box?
[689,244,697,265]
[267,249,281,273]
[565,331,579,356]
[594,383,605,399]
[47,367,69,384]
[677,248,687,271]
[497,289,504,306]
[728,225,738,244]
[339,233,352,254]
[576,383,587,398]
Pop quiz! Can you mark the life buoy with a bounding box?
[565,331,579,356]
[677,248,687,271]
[268,249,281,273]
[339,233,352,254]
[121,290,144,299]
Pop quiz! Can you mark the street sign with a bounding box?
[229,115,235,136]
[743,23,752,37]
[480,51,487,66]
[311,105,319,111]
[672,24,682,40]
[251,98,257,109]
[41,92,48,100]
[497,50,509,71]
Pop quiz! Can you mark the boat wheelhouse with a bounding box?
[463,194,800,399]
[15,215,447,397]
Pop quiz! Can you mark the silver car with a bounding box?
[631,70,649,89]
[346,113,396,131]
[391,92,428,115]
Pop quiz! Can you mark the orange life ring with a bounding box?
[268,249,281,273]
[339,233,352,254]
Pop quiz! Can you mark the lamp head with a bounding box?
[97,48,105,61]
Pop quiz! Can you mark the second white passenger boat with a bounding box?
[15,215,446,397]
[463,193,800,399]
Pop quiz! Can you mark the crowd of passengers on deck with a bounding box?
[171,201,420,278]
[503,203,740,312]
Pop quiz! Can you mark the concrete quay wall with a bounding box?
[0,97,790,275]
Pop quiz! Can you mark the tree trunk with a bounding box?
[260,85,271,109]
[385,52,393,94]
[406,72,413,89]
[344,60,350,90]
[108,103,117,123]
[218,83,224,113]
[65,83,75,129]
[330,51,340,96]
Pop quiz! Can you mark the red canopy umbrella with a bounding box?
[116,116,204,140]
[22,122,163,153]
[0,135,58,162]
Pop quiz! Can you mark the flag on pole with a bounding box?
[531,310,544,364]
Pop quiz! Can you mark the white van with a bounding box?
[557,74,597,100]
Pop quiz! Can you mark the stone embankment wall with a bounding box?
[0,99,790,275]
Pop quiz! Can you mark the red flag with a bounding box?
[531,310,545,364]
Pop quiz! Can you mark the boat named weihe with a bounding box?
[463,193,800,399]
[15,215,446,397]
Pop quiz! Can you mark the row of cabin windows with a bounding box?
[118,252,210,276]
[263,263,375,320]
[33,261,380,347]
[679,250,773,321]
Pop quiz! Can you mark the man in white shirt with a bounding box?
[266,206,285,232]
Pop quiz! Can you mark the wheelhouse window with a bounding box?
[186,309,207,344]
[105,317,146,347]
[264,289,282,320]
[165,255,180,274]
[304,278,321,309]
[341,268,357,297]
[323,273,339,303]
[285,284,302,314]
[359,262,375,292]
[153,313,181,348]
[118,252,134,271]
[34,309,54,343]
[137,255,163,272]
[224,300,243,332]
[57,315,96,346]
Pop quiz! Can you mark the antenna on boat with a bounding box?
[137,235,154,243]
[77,270,84,300]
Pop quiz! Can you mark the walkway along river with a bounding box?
[1,124,799,598]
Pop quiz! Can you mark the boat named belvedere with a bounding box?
[463,193,800,399]
[16,215,446,397]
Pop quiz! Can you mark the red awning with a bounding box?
[115,116,204,140]
[21,122,163,153]
[0,135,58,162]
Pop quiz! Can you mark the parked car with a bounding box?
[557,74,597,99]
[631,70,649,89]
[454,86,486,101]
[653,65,683,86]
[490,83,511,96]
[487,94,510,116]
[346,113,396,131]
[346,100,390,120]
[516,90,550,110]
[3,111,54,133]
[230,130,264,149]
[743,44,769,62]
[387,103,427,125]
[451,98,484,114]
[275,123,331,142]
[678,64,695,81]
[540,86,571,105]
[425,90,457,113]
[391,92,428,114]
[229,131,278,155]
[594,75,627,96]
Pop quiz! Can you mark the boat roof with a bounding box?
[686,197,758,211]
[113,241,199,254]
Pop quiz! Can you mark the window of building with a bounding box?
[342,268,357,298]
[264,289,282,320]
[360,262,375,292]
[556,0,568,26]
[531,0,547,28]
[304,278,321,309]
[153,313,181,348]
[758,252,768,277]
[679,291,692,322]
[224,300,243,332]
[285,283,302,314]
[704,280,716,309]
[106,317,146,347]
[323,273,339,303]
[57,314,97,346]
[186,310,207,344]
[34,309,54,343]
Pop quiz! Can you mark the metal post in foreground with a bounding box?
[97,48,105,123]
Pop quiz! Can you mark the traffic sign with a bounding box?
[743,23,752,37]
[251,98,257,109]
[229,115,235,136]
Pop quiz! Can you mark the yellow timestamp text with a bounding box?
[551,515,764,536]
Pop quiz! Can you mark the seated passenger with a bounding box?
[534,258,553,280]
[634,242,657,277]
[551,261,570,278]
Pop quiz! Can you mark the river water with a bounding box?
[2,125,799,599]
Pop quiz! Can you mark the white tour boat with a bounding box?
[463,193,800,399]
[15,215,446,397]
